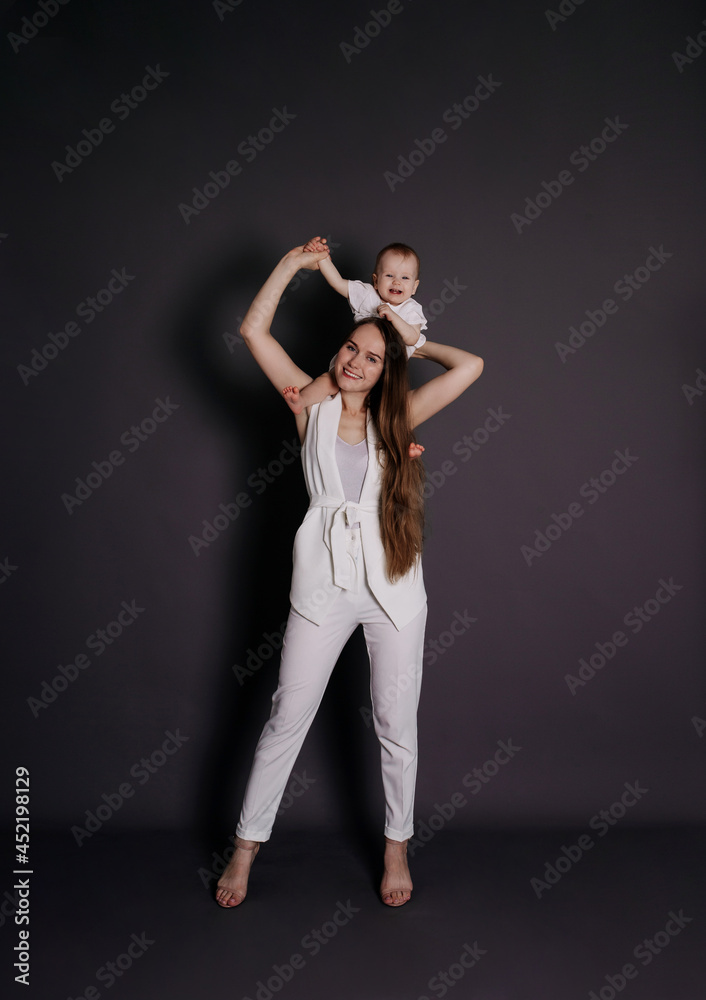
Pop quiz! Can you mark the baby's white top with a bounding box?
[348,280,428,331]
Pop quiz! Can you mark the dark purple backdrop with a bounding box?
[2,0,704,847]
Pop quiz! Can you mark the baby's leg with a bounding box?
[408,442,425,459]
[283,373,338,414]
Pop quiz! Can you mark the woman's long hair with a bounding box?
[352,318,425,581]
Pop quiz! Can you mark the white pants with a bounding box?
[236,527,427,842]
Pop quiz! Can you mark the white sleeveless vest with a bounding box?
[290,394,426,630]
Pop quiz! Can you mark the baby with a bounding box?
[282,237,428,420]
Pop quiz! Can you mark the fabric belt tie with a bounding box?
[309,494,378,590]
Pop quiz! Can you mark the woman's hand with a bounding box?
[287,243,329,270]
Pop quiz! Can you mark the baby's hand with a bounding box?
[303,236,329,254]
[377,302,394,322]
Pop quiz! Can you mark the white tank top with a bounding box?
[335,436,368,502]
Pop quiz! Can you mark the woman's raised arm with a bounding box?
[407,341,484,428]
[239,245,329,395]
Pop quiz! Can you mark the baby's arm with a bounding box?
[283,371,339,415]
[303,236,349,298]
[377,303,422,350]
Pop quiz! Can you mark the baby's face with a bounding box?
[372,252,419,306]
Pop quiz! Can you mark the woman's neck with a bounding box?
[339,390,369,419]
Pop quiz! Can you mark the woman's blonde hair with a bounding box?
[351,318,425,580]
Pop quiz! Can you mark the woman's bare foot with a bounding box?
[408,442,425,460]
[215,838,260,908]
[380,837,413,907]
[283,386,304,415]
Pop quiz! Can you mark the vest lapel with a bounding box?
[317,394,345,499]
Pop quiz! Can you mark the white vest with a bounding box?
[290,394,426,630]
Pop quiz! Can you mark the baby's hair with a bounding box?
[375,243,421,279]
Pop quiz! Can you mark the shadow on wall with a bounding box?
[171,241,387,861]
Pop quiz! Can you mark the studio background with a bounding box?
[1,0,704,997]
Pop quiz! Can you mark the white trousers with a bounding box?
[236,527,427,842]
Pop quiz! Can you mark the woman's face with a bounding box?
[333,324,386,393]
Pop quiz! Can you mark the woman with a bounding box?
[216,243,483,908]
